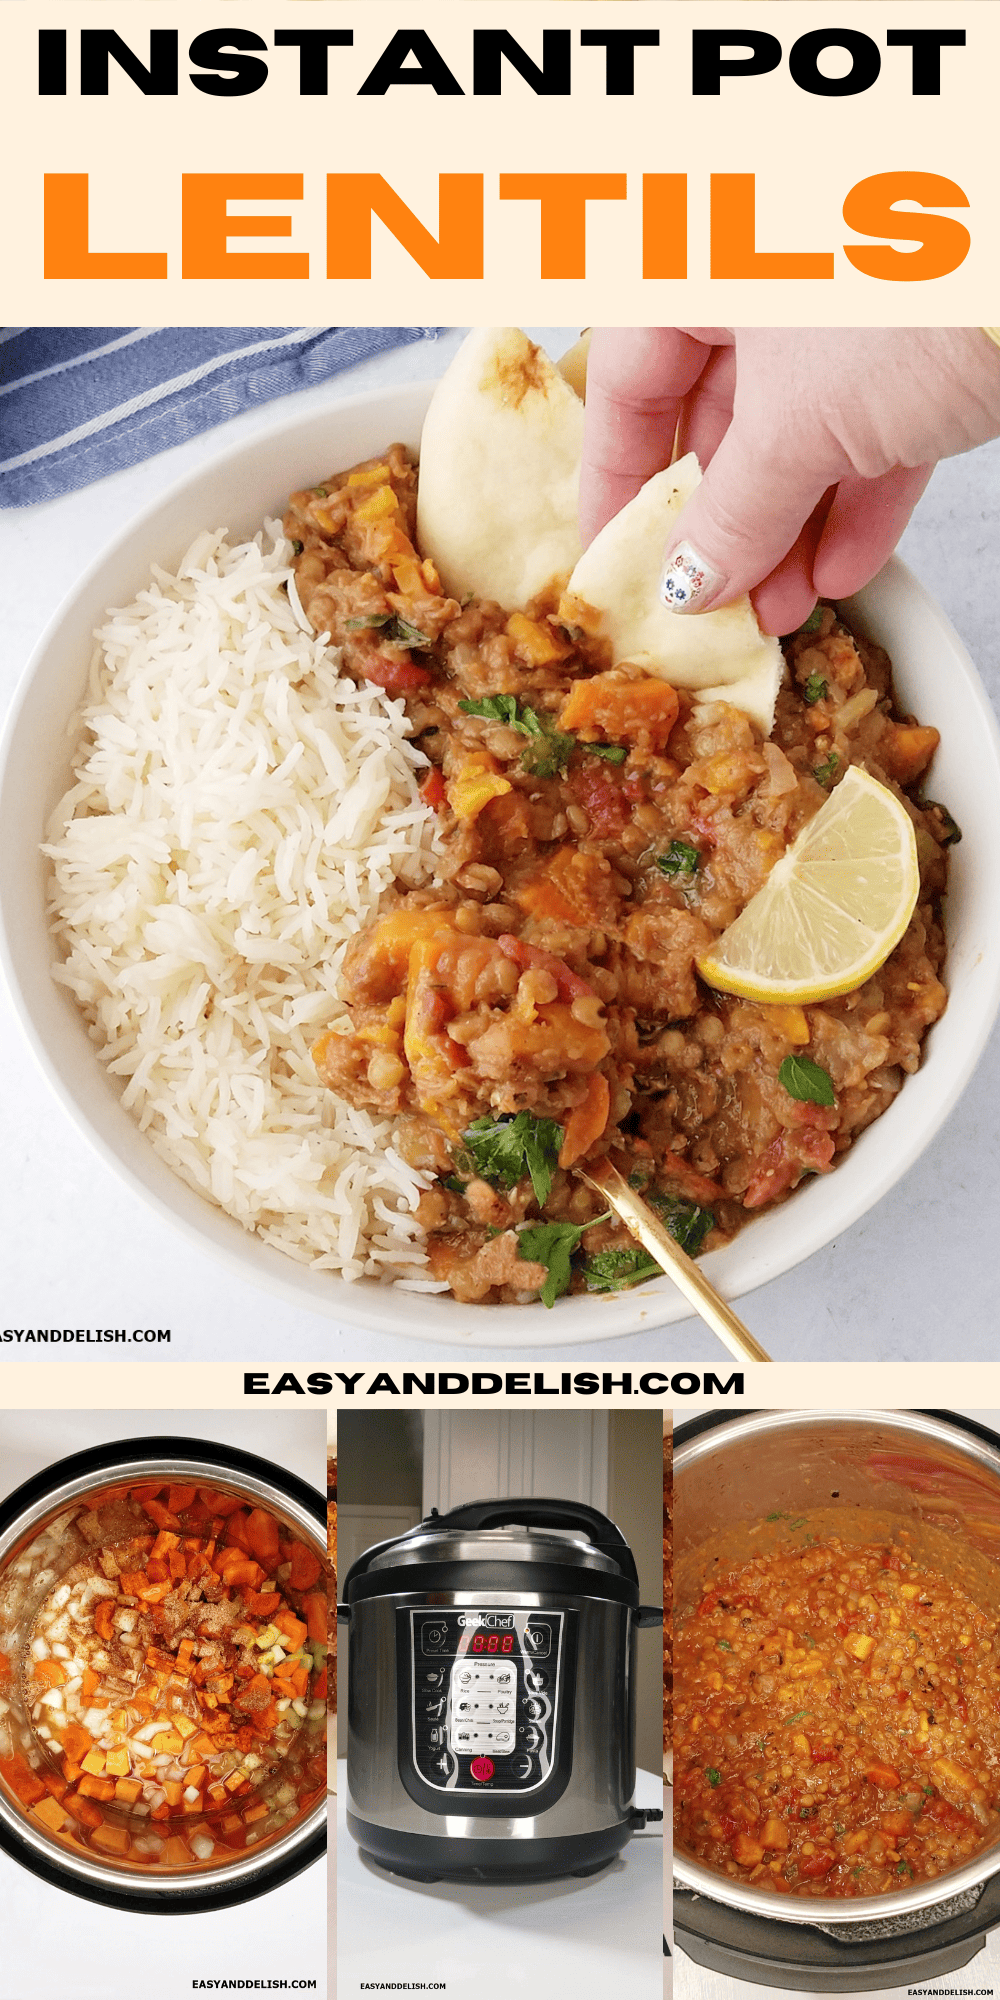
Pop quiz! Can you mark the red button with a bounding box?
[470,1756,495,1783]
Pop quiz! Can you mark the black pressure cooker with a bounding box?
[339,1496,663,1883]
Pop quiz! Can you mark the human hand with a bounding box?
[579,327,1000,634]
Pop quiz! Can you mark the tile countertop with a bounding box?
[336,1758,666,2000]
[1,327,998,1364]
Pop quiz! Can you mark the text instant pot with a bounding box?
[7,1,993,315]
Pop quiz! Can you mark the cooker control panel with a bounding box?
[406,1609,565,1797]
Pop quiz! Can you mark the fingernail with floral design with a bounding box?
[659,542,724,615]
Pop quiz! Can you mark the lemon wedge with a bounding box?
[696,765,920,1004]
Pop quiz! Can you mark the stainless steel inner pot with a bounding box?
[0,1436,327,1912]
[674,1409,1000,1928]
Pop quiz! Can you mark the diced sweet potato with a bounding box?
[558,1073,611,1167]
[559,671,679,749]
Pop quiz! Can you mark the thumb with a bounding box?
[659,424,829,615]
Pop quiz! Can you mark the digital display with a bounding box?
[471,1633,514,1653]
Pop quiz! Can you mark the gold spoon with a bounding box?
[575,1158,772,1364]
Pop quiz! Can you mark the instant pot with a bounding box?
[340,1496,663,1883]
[674,1409,1000,1991]
[0,1434,327,1914]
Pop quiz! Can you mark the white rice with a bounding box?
[43,521,446,1281]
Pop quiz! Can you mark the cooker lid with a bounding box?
[346,1497,640,1595]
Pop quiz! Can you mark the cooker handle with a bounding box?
[635,1605,664,1628]
[425,1497,640,1585]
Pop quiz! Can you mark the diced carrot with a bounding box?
[244,1509,282,1567]
[244,1591,282,1617]
[63,1794,103,1829]
[163,1781,185,1808]
[91,1824,130,1855]
[275,1609,308,1652]
[80,1668,101,1701]
[198,1489,243,1516]
[162,1836,192,1865]
[142,1499,182,1533]
[505,611,570,666]
[115,1778,143,1804]
[167,1486,197,1513]
[168,1551,187,1579]
[138,1580,173,1604]
[184,1764,207,1790]
[243,1800,269,1824]
[302,1594,327,1646]
[93,1599,116,1642]
[78,1775,115,1801]
[32,1794,68,1833]
[288,1543,322,1592]
[313,1667,328,1702]
[146,1557,170,1583]
[558,1072,610,1168]
[419,767,447,812]
[150,1802,171,1821]
[43,1771,68,1800]
[32,1658,68,1688]
[62,1762,83,1785]
[0,1757,47,1807]
[150,1530,180,1558]
[118,1571,148,1597]
[0,1653,10,1682]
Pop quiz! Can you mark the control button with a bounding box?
[425,1697,446,1719]
[525,1669,547,1692]
[521,1725,542,1751]
[523,1626,549,1656]
[470,1756,495,1783]
[513,1753,535,1780]
[494,1698,512,1717]
[456,1699,472,1715]
[458,1670,472,1685]
[524,1697,545,1721]
[422,1622,449,1653]
[494,1728,513,1749]
[495,1669,513,1688]
[422,1668,446,1690]
[432,1750,456,1779]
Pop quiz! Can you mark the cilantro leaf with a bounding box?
[517,1211,610,1308]
[460,1112,564,1209]
[813,751,839,787]
[392,616,433,649]
[345,612,432,648]
[584,742,628,764]
[794,605,823,637]
[656,840,700,879]
[706,1767,721,1787]
[582,1247,664,1293]
[778,1055,836,1107]
[458,696,575,779]
[647,1189,715,1257]
[803,673,828,706]
[521,725,576,780]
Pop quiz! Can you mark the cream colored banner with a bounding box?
[2,0,997,324]
[3,1362,1000,1411]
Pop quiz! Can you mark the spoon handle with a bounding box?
[578,1159,772,1364]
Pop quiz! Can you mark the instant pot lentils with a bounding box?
[0,1477,327,1872]
[674,1534,1000,1898]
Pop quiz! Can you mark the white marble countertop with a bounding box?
[337,1757,665,1999]
[2,327,998,1364]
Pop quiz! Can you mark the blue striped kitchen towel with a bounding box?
[0,326,442,507]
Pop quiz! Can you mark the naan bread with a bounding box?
[560,454,784,734]
[557,329,591,401]
[416,327,584,609]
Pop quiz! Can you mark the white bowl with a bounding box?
[2,381,1000,1347]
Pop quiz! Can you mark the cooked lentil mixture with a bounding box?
[0,1481,327,1869]
[285,446,951,1306]
[674,1537,1000,1898]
